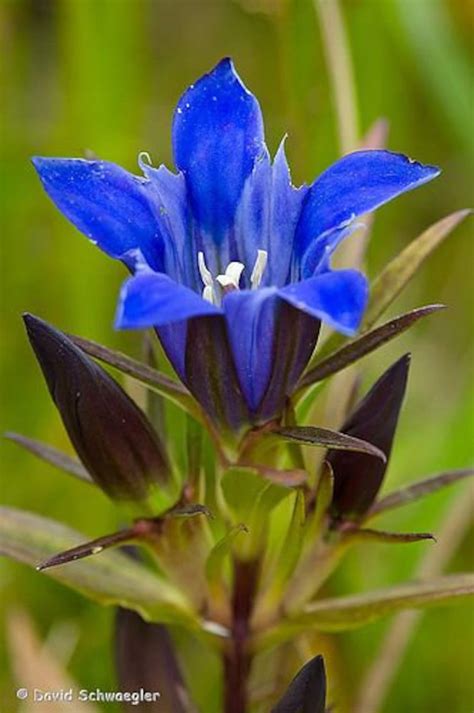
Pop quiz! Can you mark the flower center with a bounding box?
[198,249,268,305]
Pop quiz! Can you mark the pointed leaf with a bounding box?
[24,314,170,501]
[328,354,410,519]
[70,332,201,419]
[364,210,470,328]
[343,528,435,545]
[306,462,334,543]
[259,490,306,611]
[221,467,293,560]
[271,654,326,713]
[299,305,444,389]
[368,468,474,518]
[37,527,136,571]
[256,574,474,648]
[5,432,92,484]
[115,608,197,713]
[205,524,248,606]
[276,426,386,462]
[0,507,196,626]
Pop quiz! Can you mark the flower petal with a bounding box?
[184,316,249,432]
[268,139,308,286]
[233,150,272,285]
[223,288,279,412]
[280,270,369,336]
[137,157,197,287]
[172,58,266,242]
[295,150,440,259]
[116,273,220,330]
[32,157,165,271]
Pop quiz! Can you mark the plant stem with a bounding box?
[224,559,259,713]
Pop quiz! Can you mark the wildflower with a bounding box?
[32,59,438,430]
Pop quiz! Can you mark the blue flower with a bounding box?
[32,58,439,431]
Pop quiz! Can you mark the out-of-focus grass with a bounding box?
[1,1,472,711]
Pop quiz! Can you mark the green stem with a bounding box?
[315,0,359,154]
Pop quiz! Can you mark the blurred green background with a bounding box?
[1,0,473,711]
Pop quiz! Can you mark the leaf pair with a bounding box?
[23,314,171,502]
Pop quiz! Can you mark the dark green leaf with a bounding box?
[70,332,200,419]
[276,426,386,461]
[368,468,474,518]
[299,305,444,389]
[343,528,435,545]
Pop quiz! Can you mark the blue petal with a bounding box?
[157,323,188,382]
[32,157,165,272]
[116,272,220,329]
[137,157,196,286]
[295,150,440,259]
[172,58,266,243]
[223,288,279,412]
[233,150,272,285]
[269,139,308,286]
[279,270,369,336]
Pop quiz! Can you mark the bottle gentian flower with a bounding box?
[32,59,439,432]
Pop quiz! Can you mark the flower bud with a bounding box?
[328,354,410,520]
[272,654,326,713]
[24,314,170,500]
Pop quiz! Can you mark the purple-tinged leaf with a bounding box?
[368,468,474,519]
[299,305,444,389]
[328,355,410,520]
[24,314,171,501]
[0,507,195,626]
[271,654,326,713]
[36,527,135,571]
[276,426,386,462]
[36,506,211,572]
[69,332,200,419]
[5,432,92,484]
[115,608,197,713]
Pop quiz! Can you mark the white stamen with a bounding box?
[202,285,217,304]
[198,251,214,287]
[225,261,245,287]
[199,250,268,305]
[250,249,268,289]
[216,275,235,289]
